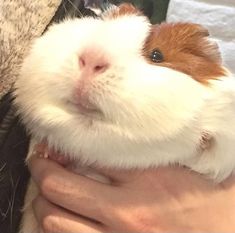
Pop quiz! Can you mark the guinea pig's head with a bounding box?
[14,4,227,148]
[144,22,226,82]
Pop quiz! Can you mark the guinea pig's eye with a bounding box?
[150,49,164,63]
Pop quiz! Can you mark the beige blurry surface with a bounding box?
[0,0,62,98]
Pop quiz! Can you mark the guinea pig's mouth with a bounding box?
[66,100,104,120]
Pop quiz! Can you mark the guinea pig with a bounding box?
[14,3,235,233]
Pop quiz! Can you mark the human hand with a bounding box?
[29,146,235,233]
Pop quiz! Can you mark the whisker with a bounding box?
[9,175,20,229]
[0,163,6,173]
[63,2,68,15]
[12,138,29,149]
[67,0,83,18]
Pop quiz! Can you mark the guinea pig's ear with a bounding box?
[117,3,142,15]
[188,24,222,64]
[103,3,143,19]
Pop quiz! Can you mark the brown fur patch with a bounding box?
[103,3,142,19]
[143,23,227,83]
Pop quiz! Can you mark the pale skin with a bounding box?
[29,145,235,233]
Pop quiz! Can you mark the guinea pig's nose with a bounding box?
[79,53,109,75]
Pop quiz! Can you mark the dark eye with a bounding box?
[150,49,164,63]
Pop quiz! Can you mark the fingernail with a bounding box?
[44,151,49,159]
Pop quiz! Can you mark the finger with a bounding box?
[33,196,105,233]
[31,144,142,184]
[90,167,144,184]
[28,156,116,222]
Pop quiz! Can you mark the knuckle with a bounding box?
[114,207,155,232]
[130,211,154,232]
[41,215,62,233]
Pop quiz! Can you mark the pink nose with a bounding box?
[79,53,109,76]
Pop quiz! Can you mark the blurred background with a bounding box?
[109,0,170,23]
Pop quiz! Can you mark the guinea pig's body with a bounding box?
[14,4,235,233]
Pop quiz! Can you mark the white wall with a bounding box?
[167,0,235,74]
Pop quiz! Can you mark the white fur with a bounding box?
[15,13,235,233]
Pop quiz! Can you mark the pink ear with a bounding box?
[104,3,142,19]
[185,24,222,64]
[198,132,214,152]
[182,23,223,64]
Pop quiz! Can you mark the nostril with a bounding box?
[94,65,104,72]
[79,56,86,68]
[94,64,109,73]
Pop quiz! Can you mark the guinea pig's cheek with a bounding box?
[44,76,74,104]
